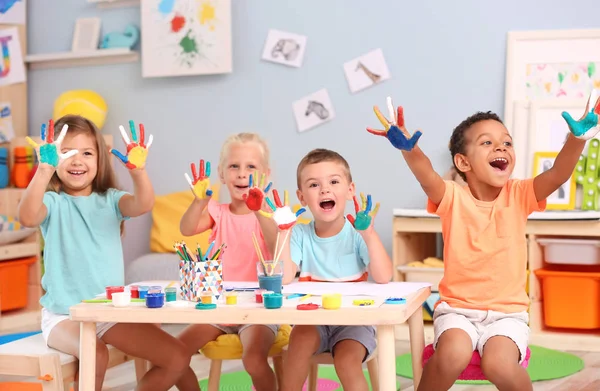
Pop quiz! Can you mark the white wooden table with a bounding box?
[70,286,430,391]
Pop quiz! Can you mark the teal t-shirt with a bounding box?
[40,189,129,314]
[290,219,370,281]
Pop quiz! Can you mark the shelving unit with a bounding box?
[88,0,140,9]
[25,48,139,70]
[392,210,600,351]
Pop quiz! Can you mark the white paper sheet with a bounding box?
[281,281,431,298]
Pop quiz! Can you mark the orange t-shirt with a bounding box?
[426,179,546,313]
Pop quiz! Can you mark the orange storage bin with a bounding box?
[0,256,36,312]
[534,268,600,329]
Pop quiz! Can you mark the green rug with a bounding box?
[199,364,398,390]
[396,345,584,384]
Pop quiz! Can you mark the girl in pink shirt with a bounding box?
[177,133,280,391]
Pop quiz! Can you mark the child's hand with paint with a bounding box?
[243,171,273,212]
[367,96,422,151]
[184,159,213,200]
[347,193,380,231]
[262,189,306,230]
[26,119,78,169]
[562,89,600,140]
[111,120,154,170]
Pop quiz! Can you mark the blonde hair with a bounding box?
[46,115,124,233]
[296,148,352,189]
[218,132,270,174]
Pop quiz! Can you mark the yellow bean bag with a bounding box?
[200,324,291,360]
[53,90,108,130]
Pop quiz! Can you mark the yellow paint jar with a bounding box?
[200,293,212,304]
[322,293,341,309]
[225,291,238,305]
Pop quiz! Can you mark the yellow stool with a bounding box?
[200,324,291,391]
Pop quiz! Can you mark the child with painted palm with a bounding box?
[177,132,280,391]
[17,115,193,391]
[366,94,600,391]
[271,148,392,391]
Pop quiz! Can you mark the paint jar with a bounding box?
[165,287,177,302]
[138,286,149,299]
[146,292,165,308]
[255,289,266,303]
[129,285,139,299]
[224,291,238,305]
[257,261,282,294]
[322,293,342,310]
[200,292,212,304]
[112,291,131,307]
[148,286,162,295]
[263,293,283,309]
[105,286,124,300]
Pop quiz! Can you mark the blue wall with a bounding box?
[27,0,600,263]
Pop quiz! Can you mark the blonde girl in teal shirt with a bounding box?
[18,115,196,391]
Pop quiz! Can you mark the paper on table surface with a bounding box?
[281,281,431,298]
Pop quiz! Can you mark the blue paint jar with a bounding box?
[146,292,165,308]
[138,286,149,299]
[263,293,283,309]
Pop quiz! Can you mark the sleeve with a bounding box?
[512,178,546,215]
[354,230,370,267]
[40,192,59,227]
[290,224,303,268]
[426,180,455,217]
[109,188,131,221]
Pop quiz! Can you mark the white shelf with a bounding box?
[25,48,139,70]
[88,0,140,9]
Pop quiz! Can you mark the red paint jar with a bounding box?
[106,286,124,299]
[255,289,265,303]
[129,285,139,298]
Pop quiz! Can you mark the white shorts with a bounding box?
[433,302,530,363]
[41,308,116,345]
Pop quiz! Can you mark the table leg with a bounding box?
[79,321,97,391]
[408,308,425,390]
[376,324,396,391]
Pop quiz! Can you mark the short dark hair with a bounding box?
[296,148,352,189]
[449,111,503,181]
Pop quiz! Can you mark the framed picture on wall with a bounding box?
[72,17,101,51]
[532,151,576,210]
[504,28,600,179]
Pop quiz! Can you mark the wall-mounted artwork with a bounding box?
[343,48,390,93]
[526,62,600,100]
[141,0,232,78]
[532,151,576,210]
[0,27,25,87]
[292,88,335,133]
[261,29,307,68]
[0,0,25,25]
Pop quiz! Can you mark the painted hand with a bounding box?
[184,159,213,199]
[367,96,422,151]
[26,119,78,167]
[263,189,307,229]
[562,89,600,140]
[347,193,380,231]
[243,171,272,212]
[111,120,154,169]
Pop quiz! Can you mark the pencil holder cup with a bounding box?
[257,260,282,294]
[179,259,223,302]
[322,293,342,309]
[263,293,283,309]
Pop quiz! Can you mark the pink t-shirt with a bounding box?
[207,200,271,282]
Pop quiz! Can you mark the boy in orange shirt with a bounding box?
[367,94,600,391]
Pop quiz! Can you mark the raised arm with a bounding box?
[367,98,446,205]
[111,121,155,217]
[18,120,78,227]
[347,193,392,283]
[534,92,600,201]
[180,159,215,235]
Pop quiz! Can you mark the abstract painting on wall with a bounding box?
[141,0,232,78]
[525,62,600,100]
[0,27,25,87]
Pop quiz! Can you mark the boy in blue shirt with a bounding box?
[275,148,392,391]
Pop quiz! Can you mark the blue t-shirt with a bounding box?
[290,220,370,281]
[40,189,129,314]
